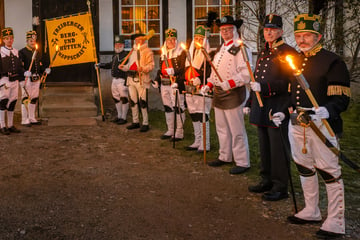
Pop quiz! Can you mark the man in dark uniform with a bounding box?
[153,28,186,141]
[19,30,50,126]
[0,27,24,135]
[286,14,350,239]
[245,14,297,201]
[96,35,129,125]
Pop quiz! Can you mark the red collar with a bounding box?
[224,40,233,47]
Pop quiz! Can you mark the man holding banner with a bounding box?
[19,30,51,126]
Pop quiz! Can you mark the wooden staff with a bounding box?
[195,42,223,83]
[118,48,133,68]
[285,55,335,137]
[88,0,105,121]
[238,40,263,107]
[23,44,38,99]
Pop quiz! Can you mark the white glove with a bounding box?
[24,71,32,77]
[312,106,329,119]
[200,85,210,95]
[171,82,178,89]
[220,80,231,91]
[45,68,51,75]
[152,81,159,89]
[272,112,285,127]
[165,68,175,76]
[192,77,201,86]
[243,107,250,115]
[250,81,261,92]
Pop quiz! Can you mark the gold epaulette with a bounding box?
[304,43,322,57]
[327,85,351,97]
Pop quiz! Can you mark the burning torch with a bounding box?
[40,44,59,87]
[238,40,263,107]
[195,42,223,83]
[285,55,335,137]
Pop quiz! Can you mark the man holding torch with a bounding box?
[245,14,298,201]
[200,16,251,174]
[183,25,212,152]
[286,14,350,239]
[119,31,154,132]
[153,28,186,141]
[19,30,51,126]
[0,27,24,135]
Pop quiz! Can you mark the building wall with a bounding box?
[4,0,32,50]
[168,1,187,44]
[99,0,114,52]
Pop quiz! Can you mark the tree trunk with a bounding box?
[335,0,344,56]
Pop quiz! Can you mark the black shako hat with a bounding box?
[131,30,145,41]
[215,16,243,28]
[264,14,283,29]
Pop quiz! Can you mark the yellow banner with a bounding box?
[45,12,97,67]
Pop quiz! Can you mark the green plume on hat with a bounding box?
[294,14,321,34]
[165,28,177,39]
[194,25,210,38]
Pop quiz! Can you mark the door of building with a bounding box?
[32,0,99,85]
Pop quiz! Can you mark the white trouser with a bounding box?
[289,120,345,234]
[186,94,211,114]
[128,77,148,125]
[112,78,129,119]
[214,104,249,167]
[161,86,185,138]
[0,78,19,128]
[21,79,40,100]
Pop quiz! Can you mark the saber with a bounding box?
[295,110,360,173]
[285,55,335,137]
[269,109,298,212]
[182,91,213,98]
[202,53,207,164]
[238,40,263,107]
[195,42,223,83]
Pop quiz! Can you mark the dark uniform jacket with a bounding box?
[290,44,351,135]
[248,38,297,127]
[0,46,24,81]
[19,46,47,80]
[155,50,186,92]
[99,51,128,79]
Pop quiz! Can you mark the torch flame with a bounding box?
[285,55,297,71]
[180,43,187,50]
[161,46,166,55]
[55,45,59,51]
[195,42,202,48]
[238,39,243,45]
[35,44,38,50]
[137,44,140,50]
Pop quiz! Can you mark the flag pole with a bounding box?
[87,0,105,121]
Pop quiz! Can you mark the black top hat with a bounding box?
[131,30,145,40]
[216,16,243,28]
[264,14,283,29]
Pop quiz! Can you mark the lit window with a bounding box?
[193,0,236,47]
[120,0,161,49]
